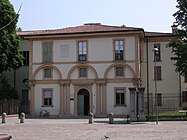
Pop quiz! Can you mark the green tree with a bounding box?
[0,74,19,100]
[167,0,187,76]
[0,0,23,75]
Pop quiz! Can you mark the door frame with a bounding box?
[77,89,90,116]
[74,86,93,116]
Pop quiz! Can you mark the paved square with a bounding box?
[0,117,187,140]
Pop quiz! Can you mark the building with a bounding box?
[14,23,186,118]
[3,40,30,113]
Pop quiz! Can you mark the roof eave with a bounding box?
[19,29,144,39]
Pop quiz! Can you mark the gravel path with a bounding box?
[0,117,187,140]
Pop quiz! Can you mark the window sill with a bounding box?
[153,79,163,81]
[114,60,125,62]
[42,105,53,107]
[43,77,53,80]
[115,76,125,78]
[114,105,127,107]
[153,60,162,62]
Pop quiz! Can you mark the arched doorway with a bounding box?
[77,89,90,116]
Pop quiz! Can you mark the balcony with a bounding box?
[78,54,87,62]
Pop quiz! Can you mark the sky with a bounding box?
[9,0,177,33]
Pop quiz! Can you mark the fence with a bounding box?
[145,93,181,115]
[0,100,19,115]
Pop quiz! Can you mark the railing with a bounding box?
[78,54,87,62]
[145,93,182,115]
[0,100,19,115]
[115,53,123,60]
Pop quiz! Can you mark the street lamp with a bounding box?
[152,48,159,124]
[133,78,142,122]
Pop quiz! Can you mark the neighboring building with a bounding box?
[142,31,180,114]
[3,40,30,113]
[13,23,186,118]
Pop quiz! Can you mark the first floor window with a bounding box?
[43,41,53,63]
[44,68,52,78]
[115,88,125,106]
[22,51,29,66]
[114,40,124,60]
[157,93,162,106]
[154,66,162,80]
[116,67,124,76]
[79,68,87,78]
[78,41,87,62]
[182,91,187,102]
[184,74,187,83]
[43,89,52,106]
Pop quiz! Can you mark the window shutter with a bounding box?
[43,42,52,63]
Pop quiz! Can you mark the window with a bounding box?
[154,66,162,80]
[43,89,52,106]
[115,67,124,76]
[78,41,87,62]
[43,41,53,63]
[79,68,87,78]
[22,51,29,66]
[184,74,187,83]
[157,93,162,106]
[182,91,187,102]
[115,88,125,106]
[154,43,161,61]
[44,68,52,78]
[114,40,124,60]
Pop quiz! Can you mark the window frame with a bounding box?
[154,66,162,80]
[156,93,162,106]
[115,66,124,77]
[184,74,187,83]
[42,89,53,107]
[22,51,29,66]
[42,41,53,63]
[43,67,53,79]
[79,67,88,78]
[114,39,125,61]
[182,91,187,102]
[77,41,88,62]
[114,87,126,106]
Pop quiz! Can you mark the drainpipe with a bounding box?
[179,73,181,107]
[146,38,150,114]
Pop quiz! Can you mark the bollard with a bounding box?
[2,112,7,123]
[127,115,130,124]
[20,112,25,123]
[109,112,114,124]
[89,112,94,124]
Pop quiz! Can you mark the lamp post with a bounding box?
[152,48,158,124]
[133,78,142,122]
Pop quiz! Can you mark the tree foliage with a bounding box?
[0,0,23,74]
[0,74,19,100]
[167,0,187,76]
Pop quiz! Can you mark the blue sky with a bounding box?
[9,0,177,32]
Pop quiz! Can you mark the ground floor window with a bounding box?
[157,93,162,106]
[43,89,53,106]
[182,91,187,102]
[115,88,125,106]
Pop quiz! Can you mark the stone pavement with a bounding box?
[0,117,187,140]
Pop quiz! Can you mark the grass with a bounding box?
[145,111,187,121]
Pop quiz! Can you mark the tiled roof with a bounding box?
[145,31,173,37]
[17,23,144,36]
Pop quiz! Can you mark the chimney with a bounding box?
[171,23,177,34]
